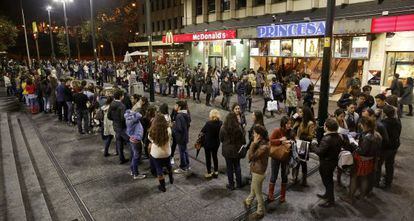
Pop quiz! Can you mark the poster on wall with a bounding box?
[292,39,305,57]
[258,40,269,56]
[334,37,351,58]
[351,36,370,58]
[269,40,280,56]
[250,40,259,56]
[281,39,292,57]
[305,38,319,57]
[367,70,381,85]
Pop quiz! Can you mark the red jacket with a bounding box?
[269,128,287,146]
[25,84,36,95]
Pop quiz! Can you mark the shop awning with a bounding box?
[128,41,176,47]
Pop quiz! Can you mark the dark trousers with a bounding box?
[76,109,90,133]
[246,96,252,112]
[221,94,231,110]
[319,161,336,203]
[115,130,130,162]
[287,107,297,117]
[170,132,177,158]
[205,147,219,173]
[186,86,191,97]
[178,144,190,169]
[293,160,308,181]
[206,93,211,105]
[173,86,178,97]
[376,150,397,186]
[193,85,201,101]
[150,156,172,177]
[400,104,413,114]
[270,158,288,183]
[225,157,242,187]
[56,101,68,121]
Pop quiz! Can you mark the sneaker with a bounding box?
[174,168,186,174]
[204,173,213,179]
[212,171,219,178]
[170,158,175,165]
[133,174,146,180]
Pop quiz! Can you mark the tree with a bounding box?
[0,17,18,52]
[56,29,69,57]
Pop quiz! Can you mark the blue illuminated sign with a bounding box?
[257,21,326,38]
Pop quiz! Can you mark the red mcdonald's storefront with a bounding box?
[363,14,414,88]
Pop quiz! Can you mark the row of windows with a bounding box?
[141,17,183,33]
[151,0,181,12]
[196,0,287,15]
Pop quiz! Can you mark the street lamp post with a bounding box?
[46,6,56,59]
[89,0,99,77]
[145,0,155,102]
[317,0,336,141]
[19,0,31,68]
[54,0,72,59]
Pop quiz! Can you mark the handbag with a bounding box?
[338,150,354,170]
[267,100,278,112]
[269,141,291,162]
[194,132,205,150]
[238,144,249,159]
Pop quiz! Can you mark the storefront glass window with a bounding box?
[385,52,414,85]
[208,0,215,13]
[237,0,247,9]
[196,0,203,15]
[269,40,280,56]
[334,37,351,58]
[351,36,370,59]
[281,39,292,57]
[305,38,319,57]
[292,39,305,57]
[254,0,265,6]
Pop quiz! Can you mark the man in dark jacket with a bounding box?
[192,70,205,103]
[377,105,402,189]
[386,74,404,97]
[56,79,67,121]
[173,100,191,173]
[63,80,73,124]
[108,90,129,164]
[312,118,343,208]
[73,86,90,134]
[220,76,232,110]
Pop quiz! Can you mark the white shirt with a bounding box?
[299,77,312,92]
[4,76,11,87]
[149,127,172,159]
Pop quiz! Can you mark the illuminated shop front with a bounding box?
[162,30,249,72]
[366,14,414,89]
[250,20,371,94]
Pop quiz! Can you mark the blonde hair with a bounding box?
[209,109,221,121]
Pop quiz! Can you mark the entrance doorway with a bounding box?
[208,56,222,69]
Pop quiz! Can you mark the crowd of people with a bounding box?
[1,56,412,220]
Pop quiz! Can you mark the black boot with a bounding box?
[158,178,166,192]
[168,170,174,184]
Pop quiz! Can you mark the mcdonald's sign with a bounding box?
[165,32,174,44]
[162,30,237,43]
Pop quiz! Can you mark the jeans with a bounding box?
[115,130,130,162]
[130,142,142,176]
[56,101,68,121]
[76,109,90,133]
[66,102,73,123]
[319,161,336,203]
[170,132,177,158]
[150,156,172,177]
[103,135,114,155]
[245,172,265,214]
[178,144,190,169]
[376,149,397,186]
[206,93,211,105]
[270,158,288,183]
[42,97,50,112]
[225,157,242,187]
[205,147,219,174]
[186,85,191,97]
[193,84,201,101]
[246,96,252,112]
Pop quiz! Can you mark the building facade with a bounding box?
[174,0,414,94]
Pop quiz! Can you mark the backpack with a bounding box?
[272,82,283,96]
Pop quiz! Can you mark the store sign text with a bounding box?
[257,21,326,38]
[162,30,236,43]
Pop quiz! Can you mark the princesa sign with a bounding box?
[257,21,326,38]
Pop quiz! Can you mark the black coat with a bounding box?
[357,131,382,157]
[313,132,343,163]
[382,117,402,150]
[173,111,191,145]
[107,100,126,133]
[220,126,246,159]
[201,120,222,150]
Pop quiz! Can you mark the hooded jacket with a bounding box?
[124,110,144,143]
[173,110,191,145]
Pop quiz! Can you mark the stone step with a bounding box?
[10,114,52,221]
[18,114,84,221]
[0,113,27,221]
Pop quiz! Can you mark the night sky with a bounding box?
[0,0,118,26]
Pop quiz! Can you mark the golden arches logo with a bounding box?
[165,32,174,44]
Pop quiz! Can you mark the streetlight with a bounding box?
[19,0,31,67]
[53,0,73,59]
[89,0,98,79]
[46,5,56,59]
